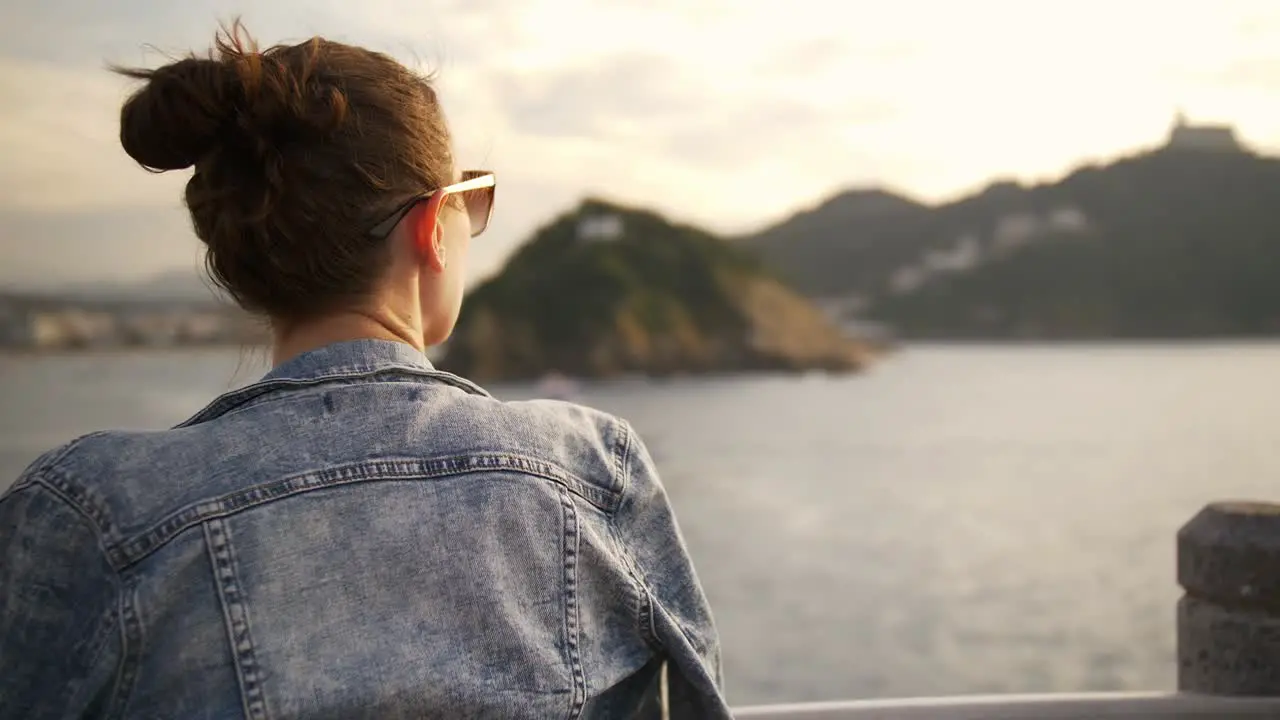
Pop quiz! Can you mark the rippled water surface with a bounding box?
[4,343,1278,705]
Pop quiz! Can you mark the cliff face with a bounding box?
[439,200,872,382]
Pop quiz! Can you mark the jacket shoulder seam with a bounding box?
[608,423,662,651]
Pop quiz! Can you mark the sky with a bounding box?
[3,0,1280,291]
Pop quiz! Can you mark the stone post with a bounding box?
[1178,501,1280,694]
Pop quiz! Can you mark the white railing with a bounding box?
[733,691,1280,718]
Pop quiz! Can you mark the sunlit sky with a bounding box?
[3,0,1280,291]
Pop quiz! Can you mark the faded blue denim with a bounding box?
[0,340,729,719]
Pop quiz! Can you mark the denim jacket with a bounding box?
[0,340,729,719]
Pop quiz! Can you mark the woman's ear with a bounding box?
[411,194,448,274]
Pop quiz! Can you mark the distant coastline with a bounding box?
[0,342,270,358]
[0,292,268,353]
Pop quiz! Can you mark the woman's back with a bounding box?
[1,340,726,718]
[0,22,729,719]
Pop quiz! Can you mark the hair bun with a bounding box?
[118,57,236,171]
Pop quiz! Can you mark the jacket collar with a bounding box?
[263,339,438,382]
[177,339,488,428]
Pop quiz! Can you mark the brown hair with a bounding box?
[115,22,454,322]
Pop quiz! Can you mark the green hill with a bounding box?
[743,188,934,299]
[743,140,1280,339]
[439,200,873,381]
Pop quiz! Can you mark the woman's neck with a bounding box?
[271,308,423,367]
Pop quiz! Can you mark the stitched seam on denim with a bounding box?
[202,376,483,424]
[177,368,490,427]
[32,474,116,544]
[609,425,661,652]
[107,454,620,570]
[16,478,133,707]
[9,430,116,536]
[608,420,631,518]
[105,574,143,720]
[205,519,270,720]
[11,430,112,486]
[652,604,708,669]
[608,525,660,652]
[559,486,587,719]
[28,480,125,714]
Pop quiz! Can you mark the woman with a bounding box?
[0,25,729,720]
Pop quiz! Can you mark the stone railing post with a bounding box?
[1178,501,1280,695]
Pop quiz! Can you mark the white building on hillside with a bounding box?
[923,234,982,273]
[577,213,624,242]
[991,213,1043,252]
[1047,207,1090,233]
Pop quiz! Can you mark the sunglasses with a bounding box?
[367,170,496,240]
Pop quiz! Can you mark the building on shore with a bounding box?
[0,294,267,351]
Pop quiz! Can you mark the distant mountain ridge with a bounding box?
[24,117,1276,341]
[742,127,1280,338]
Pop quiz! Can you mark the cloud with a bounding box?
[1198,54,1280,93]
[658,97,898,171]
[491,53,696,138]
[5,0,1280,289]
[0,57,189,212]
[0,205,202,288]
[756,34,921,79]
